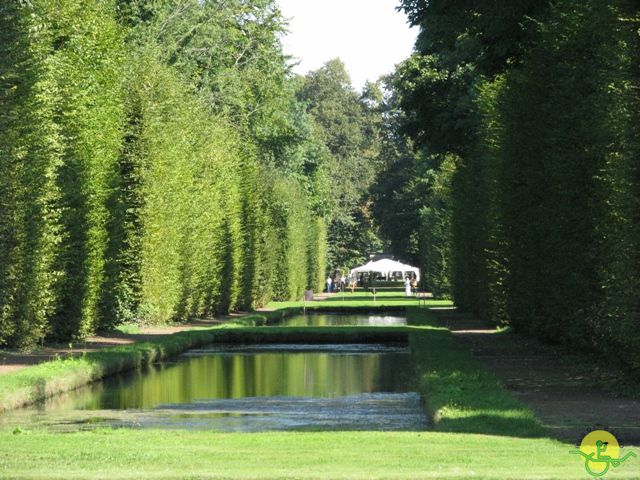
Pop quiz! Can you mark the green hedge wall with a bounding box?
[396,0,640,373]
[0,1,327,347]
[0,0,126,346]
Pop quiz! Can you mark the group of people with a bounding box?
[326,274,350,293]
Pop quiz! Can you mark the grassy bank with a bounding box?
[407,308,543,437]
[0,309,301,413]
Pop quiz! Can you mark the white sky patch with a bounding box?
[277,0,417,91]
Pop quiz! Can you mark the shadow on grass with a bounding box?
[408,308,545,438]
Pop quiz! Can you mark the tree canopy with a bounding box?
[296,59,385,272]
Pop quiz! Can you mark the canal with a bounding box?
[1,314,428,432]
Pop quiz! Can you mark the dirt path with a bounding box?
[432,308,640,443]
[0,314,249,375]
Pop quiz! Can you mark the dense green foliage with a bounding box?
[0,0,126,346]
[371,90,455,298]
[0,0,330,347]
[386,0,640,372]
[296,60,385,273]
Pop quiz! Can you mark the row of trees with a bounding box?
[0,0,359,348]
[379,1,640,372]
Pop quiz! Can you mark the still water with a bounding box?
[280,313,407,326]
[2,344,428,432]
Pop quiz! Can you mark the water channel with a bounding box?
[1,313,428,432]
[279,312,407,327]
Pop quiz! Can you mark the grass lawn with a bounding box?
[268,289,453,309]
[3,429,636,479]
[1,304,638,479]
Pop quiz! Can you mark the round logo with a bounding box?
[572,429,637,477]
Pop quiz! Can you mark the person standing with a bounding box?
[326,276,333,293]
[404,276,412,297]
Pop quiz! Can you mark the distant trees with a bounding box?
[296,59,385,273]
[371,71,457,298]
[0,0,329,347]
[383,0,640,372]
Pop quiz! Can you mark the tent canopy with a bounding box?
[350,258,420,281]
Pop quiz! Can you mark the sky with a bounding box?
[276,0,417,92]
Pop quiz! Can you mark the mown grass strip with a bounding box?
[407,307,544,437]
[0,430,607,480]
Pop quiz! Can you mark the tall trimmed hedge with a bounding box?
[1,1,56,347]
[307,217,328,294]
[492,2,619,342]
[121,51,243,323]
[0,0,125,346]
[394,0,640,373]
[418,155,455,298]
[0,0,327,347]
[268,176,325,301]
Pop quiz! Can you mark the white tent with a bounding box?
[349,258,420,282]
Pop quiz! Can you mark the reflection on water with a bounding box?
[281,313,407,326]
[89,345,414,409]
[1,344,428,432]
